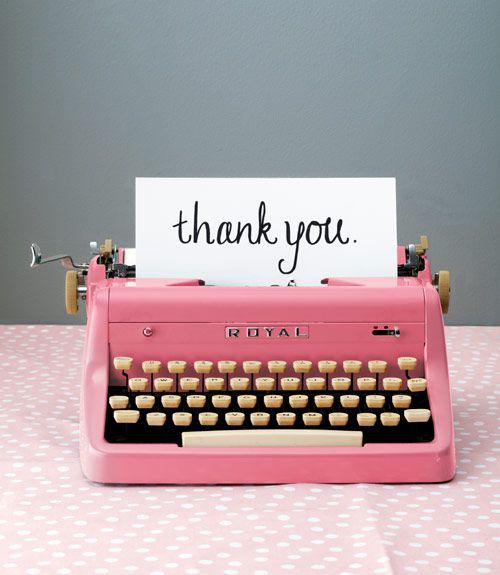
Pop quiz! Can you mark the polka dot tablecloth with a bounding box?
[0,325,499,575]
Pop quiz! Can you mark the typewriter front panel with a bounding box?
[105,309,434,447]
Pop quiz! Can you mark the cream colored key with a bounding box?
[129,377,148,392]
[135,395,155,409]
[113,357,133,370]
[186,394,206,409]
[146,412,166,426]
[383,377,402,391]
[218,360,237,374]
[329,412,349,426]
[318,360,337,374]
[293,360,312,373]
[357,377,377,391]
[199,412,218,426]
[289,394,308,409]
[340,394,360,408]
[194,361,213,375]
[180,377,200,391]
[276,412,296,427]
[114,410,140,424]
[243,360,262,374]
[392,394,412,409]
[280,377,301,391]
[154,377,174,392]
[343,360,362,374]
[306,377,326,391]
[167,360,187,374]
[368,360,387,374]
[268,360,287,374]
[408,378,428,392]
[331,377,351,391]
[255,377,275,391]
[230,377,250,391]
[182,429,363,447]
[237,395,257,409]
[161,394,182,408]
[366,394,385,408]
[398,356,417,371]
[173,412,193,426]
[314,394,334,408]
[357,412,377,427]
[303,412,322,426]
[404,408,431,423]
[250,412,270,426]
[264,394,283,409]
[225,412,245,426]
[380,412,400,427]
[205,377,225,391]
[142,360,161,374]
[212,394,232,408]
[109,395,129,409]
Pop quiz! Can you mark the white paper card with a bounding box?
[136,178,397,284]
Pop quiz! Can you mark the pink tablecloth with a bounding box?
[0,325,498,575]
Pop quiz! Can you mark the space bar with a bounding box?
[182,429,363,447]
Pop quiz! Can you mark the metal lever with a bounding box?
[30,243,88,270]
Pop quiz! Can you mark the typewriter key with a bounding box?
[154,377,174,392]
[243,361,262,374]
[128,377,148,392]
[113,357,133,371]
[303,412,323,426]
[276,412,296,427]
[225,412,245,426]
[404,409,431,423]
[255,377,274,391]
[343,360,362,374]
[180,377,200,391]
[230,377,250,391]
[218,360,237,374]
[172,412,193,426]
[146,412,166,426]
[135,395,155,409]
[264,394,283,409]
[280,377,300,391]
[357,413,377,427]
[186,395,206,409]
[199,412,218,426]
[108,396,129,409]
[331,377,351,391]
[398,357,417,371]
[212,394,231,408]
[314,394,334,409]
[250,412,270,426]
[161,395,182,409]
[318,360,337,374]
[167,360,187,374]
[237,395,257,409]
[293,360,312,373]
[205,377,225,391]
[366,395,385,409]
[306,377,326,391]
[392,395,412,409]
[407,378,427,392]
[114,410,140,424]
[357,377,377,391]
[380,412,400,427]
[368,360,387,374]
[340,395,360,409]
[194,361,213,375]
[289,394,308,409]
[268,360,287,373]
[329,412,348,426]
[142,360,161,374]
[382,377,402,391]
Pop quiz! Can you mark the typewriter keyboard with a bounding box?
[105,358,434,446]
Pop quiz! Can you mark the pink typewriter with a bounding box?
[31,235,454,484]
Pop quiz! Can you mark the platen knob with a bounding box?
[434,270,451,314]
[65,270,78,315]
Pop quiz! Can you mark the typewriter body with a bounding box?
[31,236,454,484]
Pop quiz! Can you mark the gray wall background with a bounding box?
[1,1,499,325]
